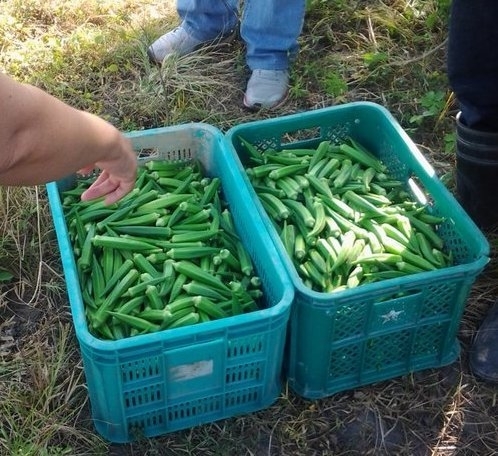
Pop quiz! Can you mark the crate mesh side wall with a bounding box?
[116,329,282,434]
[329,321,451,379]
[324,278,466,381]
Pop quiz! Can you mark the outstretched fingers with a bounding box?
[81,170,135,205]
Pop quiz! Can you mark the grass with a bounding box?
[1,0,498,454]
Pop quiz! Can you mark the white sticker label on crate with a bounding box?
[169,360,214,382]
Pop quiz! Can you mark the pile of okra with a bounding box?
[62,159,263,341]
[239,136,453,293]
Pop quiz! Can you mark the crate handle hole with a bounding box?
[280,127,321,146]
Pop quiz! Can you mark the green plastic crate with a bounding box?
[46,123,294,442]
[224,102,490,399]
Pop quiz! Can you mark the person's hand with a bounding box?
[79,135,137,205]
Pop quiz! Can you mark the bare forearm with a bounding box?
[0,73,133,186]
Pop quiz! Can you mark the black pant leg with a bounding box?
[447,0,498,130]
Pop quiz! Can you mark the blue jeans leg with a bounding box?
[447,0,498,131]
[241,0,306,70]
[177,0,239,42]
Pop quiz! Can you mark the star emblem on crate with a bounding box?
[381,309,404,323]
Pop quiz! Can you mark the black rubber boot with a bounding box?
[456,114,498,230]
[470,301,498,383]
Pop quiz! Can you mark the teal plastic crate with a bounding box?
[224,102,490,399]
[46,123,294,442]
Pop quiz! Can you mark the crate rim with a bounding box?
[289,258,489,305]
[46,121,295,352]
[124,121,220,141]
[223,101,490,306]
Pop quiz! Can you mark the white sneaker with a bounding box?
[147,26,207,63]
[243,70,289,110]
